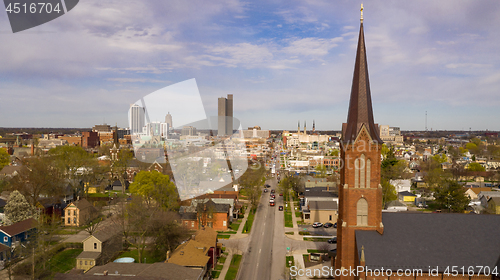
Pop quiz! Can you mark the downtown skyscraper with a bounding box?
[218,94,233,136]
[129,104,145,134]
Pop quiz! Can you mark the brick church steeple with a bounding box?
[335,5,384,278]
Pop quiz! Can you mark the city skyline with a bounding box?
[1,1,500,130]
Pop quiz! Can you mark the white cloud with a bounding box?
[283,37,343,56]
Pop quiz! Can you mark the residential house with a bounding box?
[465,187,491,200]
[303,200,337,224]
[58,262,204,280]
[398,191,417,202]
[302,186,338,210]
[0,165,23,179]
[0,218,37,249]
[385,200,408,212]
[180,199,230,231]
[389,179,411,193]
[487,197,500,214]
[166,229,217,279]
[76,227,122,272]
[63,198,98,227]
[478,191,500,208]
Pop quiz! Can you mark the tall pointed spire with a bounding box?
[343,5,382,143]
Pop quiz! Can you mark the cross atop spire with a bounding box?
[343,9,382,144]
[360,3,364,23]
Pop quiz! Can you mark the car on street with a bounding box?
[328,237,337,244]
[324,222,334,228]
[271,189,275,193]
[279,206,284,211]
[312,222,323,228]
[265,184,271,188]
[279,193,283,196]
[271,194,275,199]
[333,222,337,228]
[270,201,275,206]
[263,189,268,193]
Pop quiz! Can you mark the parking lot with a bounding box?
[299,224,337,236]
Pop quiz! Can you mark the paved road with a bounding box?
[238,179,276,280]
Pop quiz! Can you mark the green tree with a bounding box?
[315,164,327,178]
[0,148,9,170]
[4,190,34,224]
[381,179,397,208]
[381,147,409,180]
[238,160,266,209]
[433,180,470,212]
[129,170,179,210]
[467,162,485,172]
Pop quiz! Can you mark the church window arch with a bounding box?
[357,198,368,226]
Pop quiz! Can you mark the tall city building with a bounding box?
[218,94,233,136]
[129,104,145,134]
[165,112,173,129]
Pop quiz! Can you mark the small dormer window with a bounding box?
[94,243,97,250]
[3,237,7,242]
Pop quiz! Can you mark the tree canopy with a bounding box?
[467,162,485,172]
[0,148,9,170]
[5,190,34,224]
[433,180,470,213]
[129,170,179,210]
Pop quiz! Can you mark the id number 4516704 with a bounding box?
[6,2,62,14]
[443,266,498,277]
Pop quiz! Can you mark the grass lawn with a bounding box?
[47,248,83,273]
[229,223,240,231]
[217,234,231,239]
[242,208,256,233]
[285,232,294,235]
[284,206,293,228]
[218,256,227,264]
[295,211,301,218]
[117,249,163,263]
[285,256,295,268]
[217,231,237,234]
[215,264,223,270]
[303,237,330,242]
[212,270,221,278]
[224,254,242,280]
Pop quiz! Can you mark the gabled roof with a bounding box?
[0,165,23,176]
[65,198,94,211]
[356,212,500,272]
[167,240,210,267]
[0,218,37,237]
[342,22,382,144]
[83,226,121,243]
[467,187,492,195]
[192,227,217,248]
[398,191,416,197]
[386,200,407,208]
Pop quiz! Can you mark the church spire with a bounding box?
[343,5,382,144]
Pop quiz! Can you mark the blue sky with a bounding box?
[1,0,500,131]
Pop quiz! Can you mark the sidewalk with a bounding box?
[293,250,310,280]
[230,202,250,239]
[288,196,305,241]
[218,251,233,280]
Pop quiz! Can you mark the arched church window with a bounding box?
[357,198,368,225]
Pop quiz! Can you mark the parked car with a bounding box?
[333,222,337,228]
[279,206,284,211]
[312,222,323,228]
[270,201,275,206]
[328,237,337,244]
[279,193,283,196]
[324,222,334,228]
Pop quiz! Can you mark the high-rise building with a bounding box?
[218,94,233,136]
[181,126,197,136]
[129,104,145,135]
[165,112,173,129]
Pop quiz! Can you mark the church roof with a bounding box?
[356,212,500,272]
[343,22,382,144]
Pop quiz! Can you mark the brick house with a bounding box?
[180,199,230,231]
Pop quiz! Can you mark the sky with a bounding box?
[1,0,500,131]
